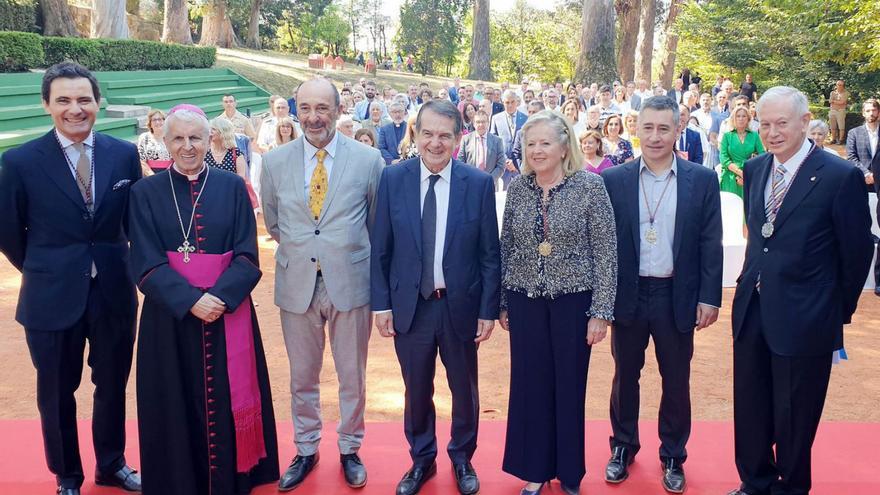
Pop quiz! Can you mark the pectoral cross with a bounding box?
[178,240,195,263]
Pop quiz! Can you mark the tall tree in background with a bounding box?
[92,0,130,38]
[395,0,469,75]
[246,0,263,48]
[41,0,80,36]
[468,0,493,80]
[658,0,682,89]
[163,0,193,44]
[635,0,655,82]
[574,0,617,84]
[200,0,238,47]
[616,0,641,83]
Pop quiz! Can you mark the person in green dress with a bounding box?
[719,107,765,197]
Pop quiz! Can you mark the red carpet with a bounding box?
[0,420,876,494]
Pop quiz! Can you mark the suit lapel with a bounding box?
[318,136,348,222]
[772,147,823,232]
[624,160,641,258]
[289,139,310,220]
[92,134,113,211]
[37,131,88,211]
[672,158,692,261]
[443,161,467,258]
[404,160,422,253]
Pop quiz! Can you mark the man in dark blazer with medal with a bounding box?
[727,87,873,495]
[0,62,142,495]
[601,95,722,494]
[370,100,501,495]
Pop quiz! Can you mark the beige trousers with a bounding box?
[280,276,372,455]
[829,108,847,141]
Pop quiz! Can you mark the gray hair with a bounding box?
[757,86,809,118]
[163,109,210,140]
[415,99,462,136]
[528,100,545,111]
[808,119,829,135]
[369,101,383,111]
[501,89,520,102]
[388,102,405,112]
[639,95,680,126]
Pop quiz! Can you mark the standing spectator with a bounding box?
[679,68,691,89]
[457,84,476,115]
[808,120,838,156]
[448,76,461,106]
[622,111,642,158]
[580,129,614,174]
[499,110,617,495]
[256,96,291,153]
[509,100,547,186]
[719,107,765,199]
[207,118,247,179]
[669,78,685,104]
[360,101,392,132]
[370,100,501,495]
[336,115,357,138]
[353,80,389,122]
[562,99,586,137]
[603,114,634,166]
[845,97,880,295]
[457,110,506,188]
[711,75,724,97]
[829,80,850,144]
[518,89,534,114]
[601,95,722,494]
[378,102,408,164]
[0,61,142,495]
[491,90,528,189]
[597,85,622,124]
[217,93,256,140]
[260,78,384,491]
[584,105,603,133]
[137,108,171,174]
[728,86,873,495]
[614,86,632,114]
[461,102,478,133]
[398,114,420,161]
[543,88,561,112]
[273,116,298,149]
[354,127,377,147]
[739,74,758,102]
[676,105,704,166]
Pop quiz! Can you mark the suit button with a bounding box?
[83,272,90,277]
[315,229,320,235]
[763,248,768,253]
[311,257,316,262]
[82,213,90,220]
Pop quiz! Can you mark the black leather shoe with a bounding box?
[559,482,580,495]
[874,286,880,296]
[519,482,547,495]
[726,490,750,495]
[278,453,320,492]
[604,446,633,483]
[453,461,479,495]
[57,489,80,495]
[95,465,142,492]
[341,453,367,488]
[395,461,437,495]
[661,458,686,493]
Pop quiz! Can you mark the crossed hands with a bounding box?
[191,293,226,324]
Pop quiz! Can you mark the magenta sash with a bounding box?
[167,250,266,473]
[146,159,172,171]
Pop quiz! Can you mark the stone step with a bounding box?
[105,105,151,118]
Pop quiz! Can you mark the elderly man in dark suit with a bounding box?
[378,102,408,164]
[491,90,528,190]
[0,62,142,495]
[845,97,880,295]
[601,96,723,494]
[728,87,873,495]
[371,100,501,495]
[677,104,704,165]
[457,110,506,189]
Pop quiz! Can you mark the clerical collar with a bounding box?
[171,163,207,181]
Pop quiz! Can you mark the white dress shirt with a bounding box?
[56,129,97,277]
[867,125,879,158]
[638,156,677,278]
[303,131,339,201]
[764,137,812,206]
[420,159,452,290]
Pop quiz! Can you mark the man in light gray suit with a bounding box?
[457,110,505,189]
[261,77,384,491]
[490,90,528,190]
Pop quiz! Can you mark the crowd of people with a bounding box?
[0,60,878,495]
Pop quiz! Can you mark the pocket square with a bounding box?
[112,179,131,191]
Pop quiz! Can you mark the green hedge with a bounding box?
[43,38,216,71]
[0,0,37,33]
[0,31,44,72]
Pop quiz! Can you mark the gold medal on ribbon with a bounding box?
[538,241,553,256]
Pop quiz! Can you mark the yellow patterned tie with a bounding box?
[310,149,328,272]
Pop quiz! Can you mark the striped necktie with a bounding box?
[765,163,787,223]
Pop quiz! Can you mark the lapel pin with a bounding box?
[810,176,816,181]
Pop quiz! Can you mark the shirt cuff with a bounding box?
[373,309,392,315]
[698,301,720,309]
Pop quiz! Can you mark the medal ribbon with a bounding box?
[639,168,674,230]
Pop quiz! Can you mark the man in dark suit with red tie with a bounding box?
[728,87,873,495]
[0,62,142,495]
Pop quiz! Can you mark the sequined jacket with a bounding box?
[500,170,618,320]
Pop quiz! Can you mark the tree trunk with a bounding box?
[635,0,655,83]
[246,0,262,49]
[574,0,618,85]
[162,0,193,44]
[200,0,238,48]
[616,0,640,83]
[41,0,81,37]
[92,0,130,38]
[467,0,493,81]
[658,0,682,89]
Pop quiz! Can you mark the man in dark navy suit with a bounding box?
[370,100,501,495]
[677,104,704,165]
[0,62,142,495]
[845,98,880,295]
[727,87,873,495]
[378,102,408,164]
[601,96,722,494]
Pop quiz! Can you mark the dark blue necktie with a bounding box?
[420,175,440,299]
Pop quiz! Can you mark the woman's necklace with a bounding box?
[168,165,210,263]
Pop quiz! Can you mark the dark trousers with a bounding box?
[609,277,694,462]
[24,279,135,489]
[733,291,832,495]
[502,290,592,488]
[393,296,479,466]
